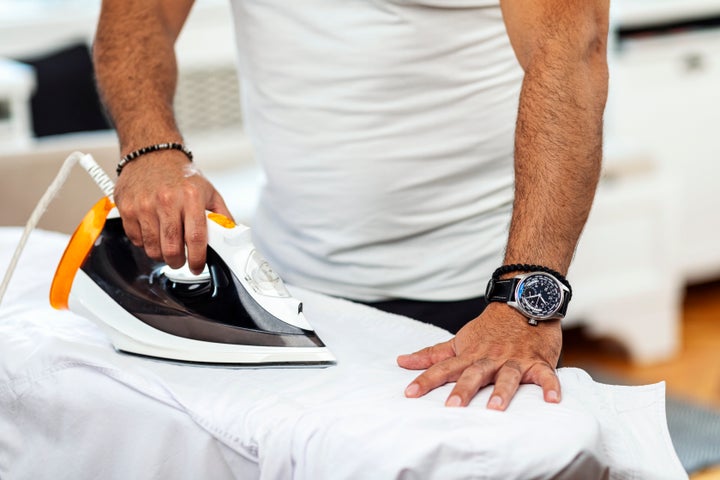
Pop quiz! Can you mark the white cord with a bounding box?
[80,154,115,198]
[0,151,115,306]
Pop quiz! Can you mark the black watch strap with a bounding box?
[485,278,518,303]
[492,264,572,300]
[558,295,570,316]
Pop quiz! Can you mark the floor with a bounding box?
[563,280,720,479]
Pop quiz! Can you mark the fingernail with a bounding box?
[547,390,560,402]
[446,395,462,407]
[405,383,420,397]
[488,395,503,410]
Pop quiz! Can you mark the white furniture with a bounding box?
[567,145,682,362]
[0,58,35,150]
[567,0,720,362]
[610,0,720,282]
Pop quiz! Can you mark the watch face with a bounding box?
[516,273,563,319]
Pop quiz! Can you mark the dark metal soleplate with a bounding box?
[115,348,337,369]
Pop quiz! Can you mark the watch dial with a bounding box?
[516,274,562,318]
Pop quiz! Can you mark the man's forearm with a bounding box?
[504,34,609,275]
[94,0,193,154]
[91,0,232,275]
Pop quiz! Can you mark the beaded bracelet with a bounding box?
[492,263,572,299]
[116,142,193,175]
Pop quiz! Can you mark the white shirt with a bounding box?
[230,0,523,301]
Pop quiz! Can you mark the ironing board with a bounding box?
[0,228,687,480]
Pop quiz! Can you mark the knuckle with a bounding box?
[429,345,449,364]
[433,363,453,377]
[186,229,206,245]
[163,223,181,242]
[183,183,201,200]
[139,219,154,233]
[126,235,142,247]
[138,199,156,215]
[501,369,522,384]
[498,365,523,382]
[531,361,556,376]
[471,358,493,370]
[429,348,443,364]
[117,201,136,219]
[421,365,447,383]
[422,368,446,385]
[116,197,139,218]
[470,359,497,379]
[541,366,561,385]
[139,234,160,258]
[416,346,434,357]
[144,245,162,260]
[127,234,142,247]
[503,360,524,375]
[163,244,184,260]
[156,189,176,207]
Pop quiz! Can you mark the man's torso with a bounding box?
[229,0,522,301]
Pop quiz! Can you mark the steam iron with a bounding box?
[50,199,335,366]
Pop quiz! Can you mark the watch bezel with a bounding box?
[507,272,567,322]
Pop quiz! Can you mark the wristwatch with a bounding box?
[485,271,570,325]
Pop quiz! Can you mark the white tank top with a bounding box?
[229,0,522,301]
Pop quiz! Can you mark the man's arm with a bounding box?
[94,0,231,274]
[397,0,609,409]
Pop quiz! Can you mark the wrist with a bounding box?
[117,142,193,176]
[481,302,562,334]
[492,264,571,297]
[485,268,571,325]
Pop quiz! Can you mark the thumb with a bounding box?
[206,189,235,222]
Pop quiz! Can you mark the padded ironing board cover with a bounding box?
[0,228,687,479]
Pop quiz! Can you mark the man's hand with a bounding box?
[114,151,232,274]
[94,0,223,273]
[397,302,562,410]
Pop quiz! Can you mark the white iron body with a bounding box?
[59,206,336,367]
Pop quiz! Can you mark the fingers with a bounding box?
[399,307,563,409]
[114,158,231,272]
[485,361,524,411]
[397,340,456,370]
[139,216,162,261]
[121,216,143,248]
[184,197,208,275]
[404,356,470,398]
[159,212,185,269]
[444,358,497,407]
[402,354,561,410]
[123,200,207,273]
[117,196,163,261]
[524,362,562,403]
[397,340,554,409]
[443,360,560,409]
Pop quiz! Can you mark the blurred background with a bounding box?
[0,0,719,476]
